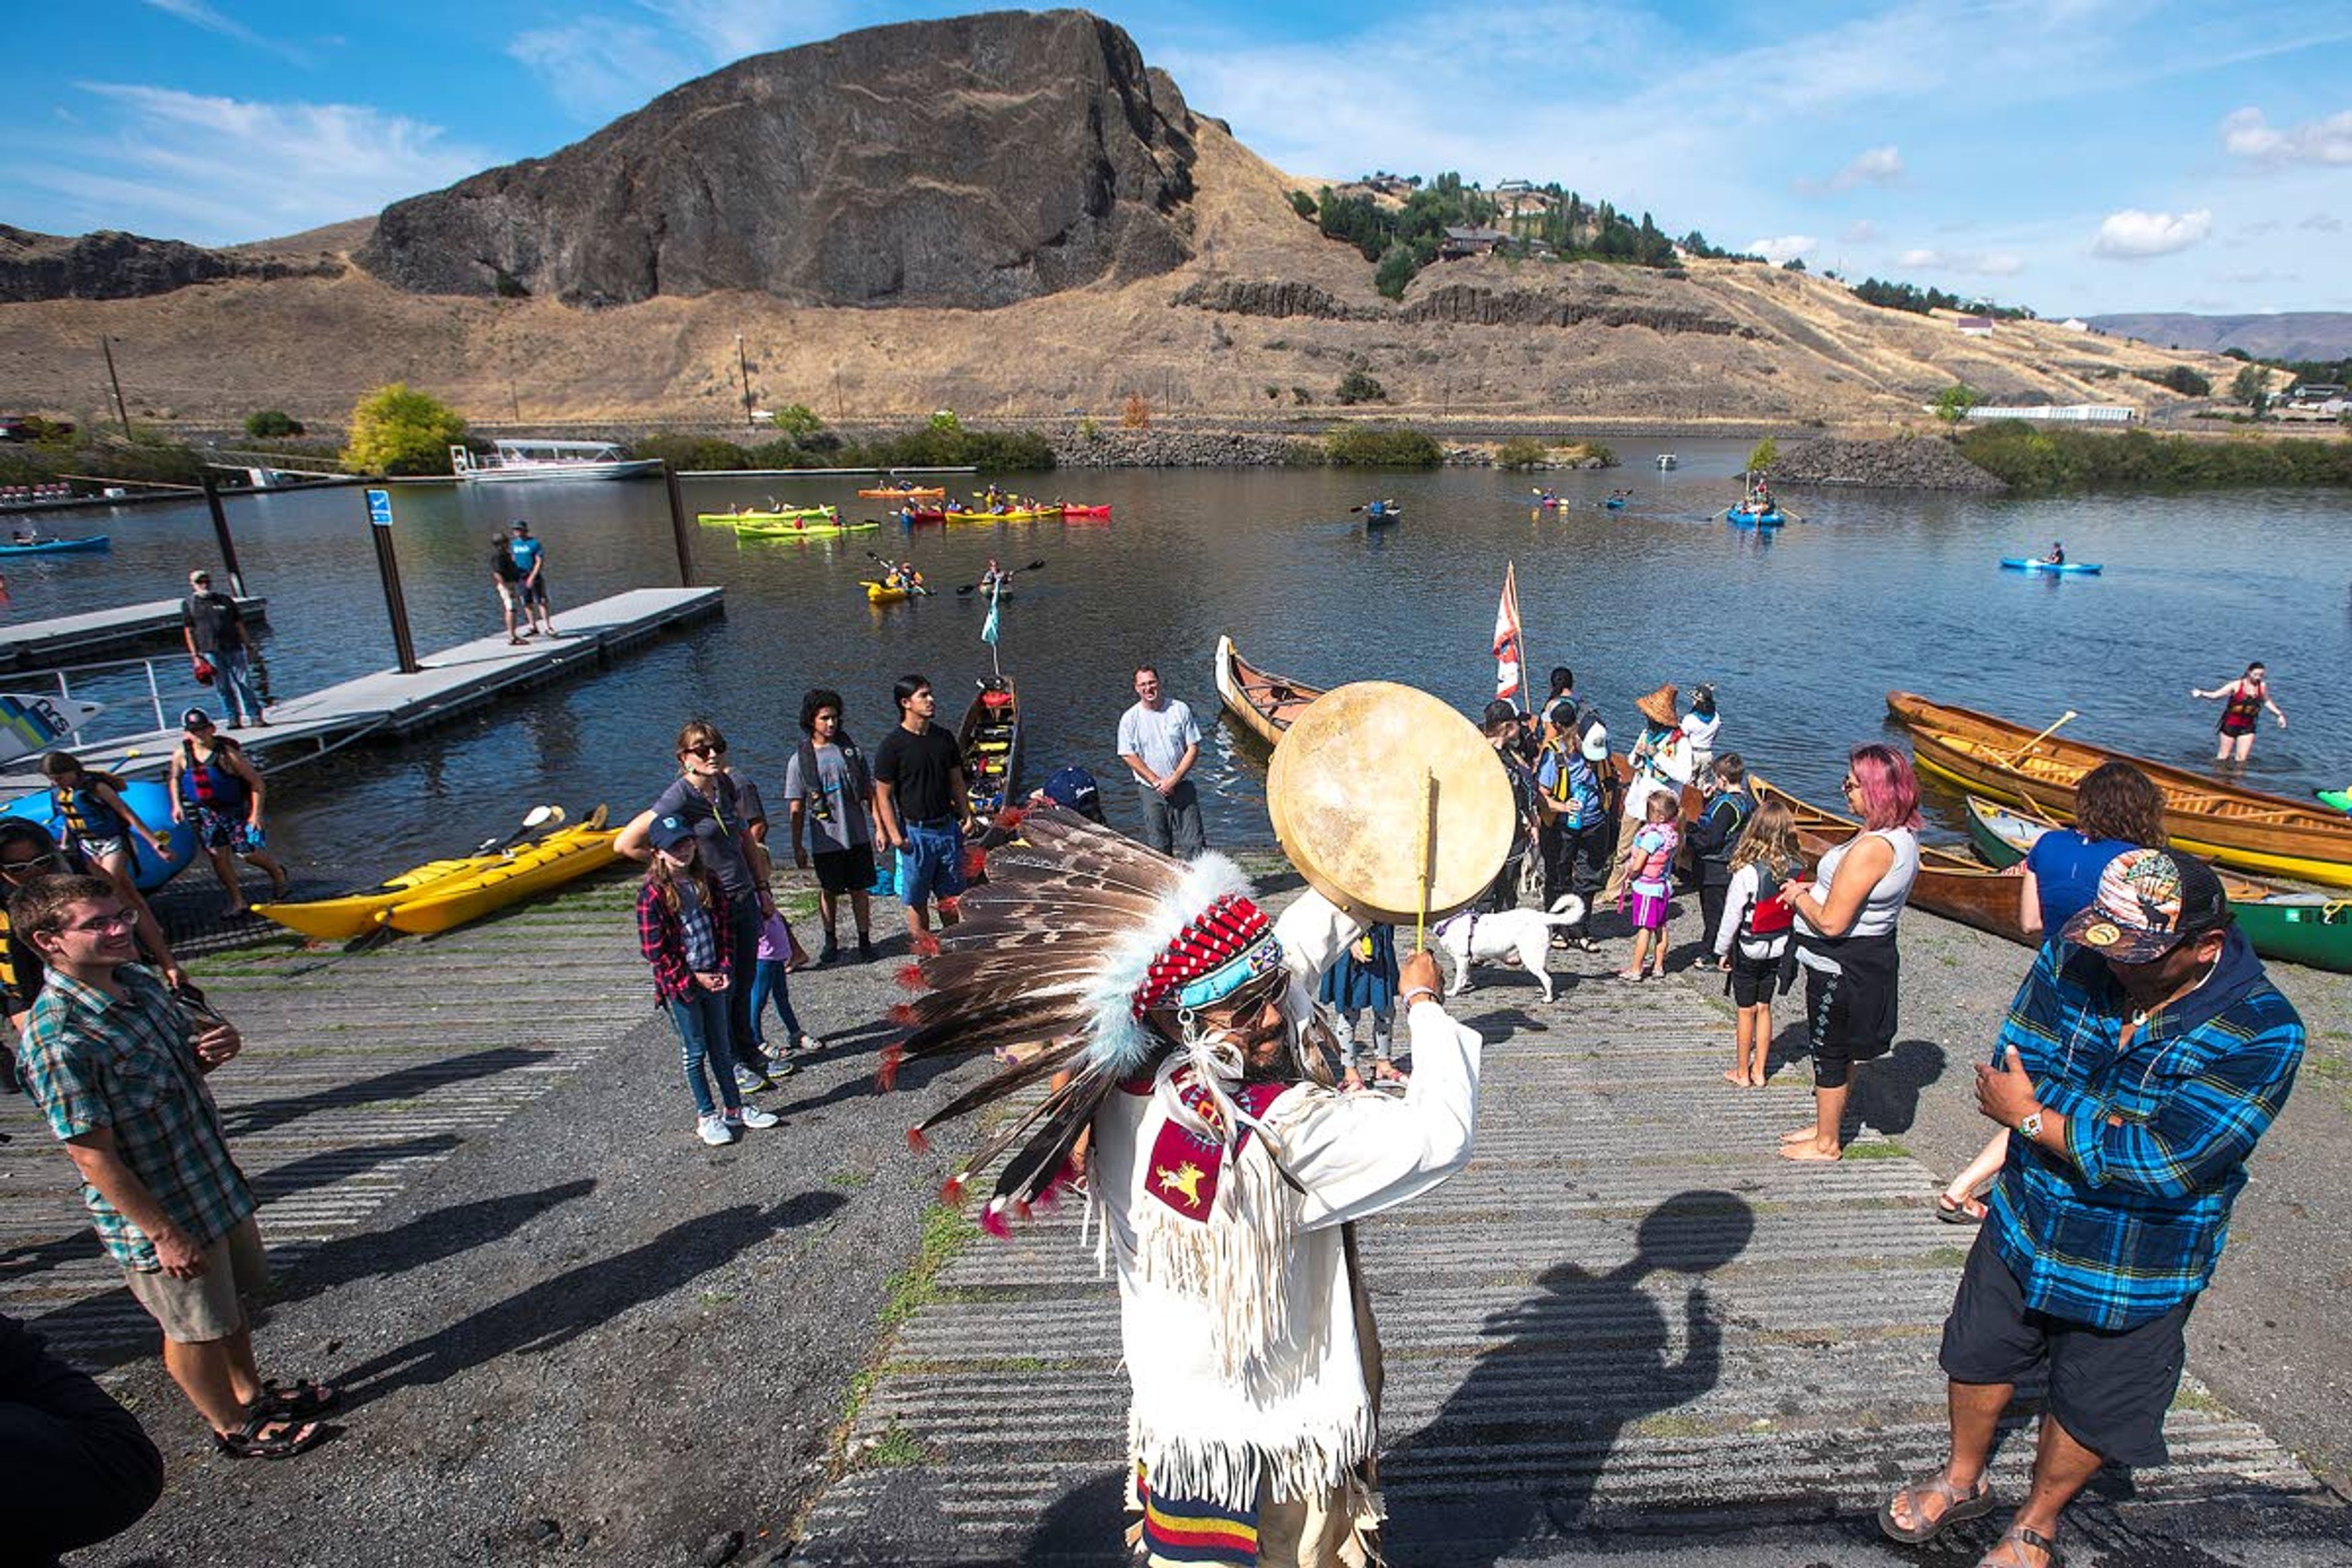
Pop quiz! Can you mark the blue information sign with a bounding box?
[366,488,394,527]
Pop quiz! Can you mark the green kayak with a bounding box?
[733,519,879,540]
[1966,796,2352,973]
[2317,788,2352,815]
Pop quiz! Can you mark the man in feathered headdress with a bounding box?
[887,806,1487,1567]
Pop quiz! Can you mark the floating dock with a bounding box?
[0,595,268,671]
[0,586,721,791]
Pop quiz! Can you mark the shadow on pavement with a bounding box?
[221,1046,559,1139]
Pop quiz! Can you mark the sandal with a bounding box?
[1879,1468,1997,1545]
[1978,1523,2060,1567]
[260,1377,341,1419]
[1373,1061,1411,1087]
[213,1408,326,1460]
[1937,1193,1989,1225]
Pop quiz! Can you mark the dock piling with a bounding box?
[663,464,697,588]
[200,473,249,598]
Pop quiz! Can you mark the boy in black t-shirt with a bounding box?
[872,675,971,943]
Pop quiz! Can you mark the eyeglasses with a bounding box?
[681,742,727,759]
[62,909,140,935]
[0,852,62,877]
[1841,777,1861,793]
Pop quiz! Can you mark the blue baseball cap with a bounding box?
[648,813,695,853]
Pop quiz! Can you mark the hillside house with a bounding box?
[2277,383,2348,421]
[1955,316,1995,337]
[1441,226,1510,260]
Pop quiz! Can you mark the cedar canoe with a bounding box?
[1886,691,2352,888]
[957,676,1021,821]
[1213,635,1326,750]
[1964,796,2352,973]
[1749,774,2033,947]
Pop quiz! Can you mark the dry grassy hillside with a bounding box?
[0,119,2241,435]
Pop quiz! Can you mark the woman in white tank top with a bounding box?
[1778,745,1924,1163]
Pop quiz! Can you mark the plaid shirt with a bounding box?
[1987,932,2303,1330]
[636,875,734,1003]
[16,963,254,1271]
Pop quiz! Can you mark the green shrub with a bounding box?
[342,383,467,475]
[632,434,752,472]
[1289,190,1317,221]
[1335,368,1389,405]
[1746,435,1779,472]
[1956,421,2352,492]
[1326,426,1443,467]
[2133,364,2212,397]
[243,409,304,439]
[1496,437,1551,469]
[1374,244,1419,301]
[1933,385,1981,424]
[1291,386,1314,405]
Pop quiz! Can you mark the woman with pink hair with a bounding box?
[1778,744,1921,1162]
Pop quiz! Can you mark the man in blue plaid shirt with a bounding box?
[13,874,334,1459]
[1882,848,2303,1568]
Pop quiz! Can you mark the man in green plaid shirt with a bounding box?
[13,874,333,1458]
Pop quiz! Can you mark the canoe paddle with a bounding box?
[1996,712,2078,773]
[957,560,1047,594]
[473,804,565,854]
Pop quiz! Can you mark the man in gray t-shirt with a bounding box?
[1115,665,1205,858]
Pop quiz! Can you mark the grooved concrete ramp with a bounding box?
[0,870,646,1370]
[797,959,2350,1564]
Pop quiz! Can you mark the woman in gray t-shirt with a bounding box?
[785,688,878,963]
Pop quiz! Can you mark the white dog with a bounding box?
[1431,895,1588,1003]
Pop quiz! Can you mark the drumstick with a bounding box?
[1414,768,1435,952]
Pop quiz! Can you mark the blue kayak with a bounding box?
[1726,508,1784,527]
[1602,497,1627,511]
[2,780,196,891]
[0,535,110,556]
[1363,502,1401,524]
[2000,557,2102,575]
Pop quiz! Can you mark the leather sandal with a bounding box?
[1878,1468,1997,1545]
[259,1376,341,1419]
[213,1408,326,1460]
[1977,1523,2060,1567]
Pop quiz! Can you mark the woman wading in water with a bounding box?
[2192,662,2284,765]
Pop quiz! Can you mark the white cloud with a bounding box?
[2302,213,2344,232]
[1749,234,1817,265]
[1841,219,1879,244]
[141,0,307,62]
[511,0,855,119]
[1797,144,1903,194]
[2091,208,2212,259]
[1895,246,2025,276]
[20,84,490,245]
[2220,107,2352,166]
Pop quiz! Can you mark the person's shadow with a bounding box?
[1385,1189,1755,1562]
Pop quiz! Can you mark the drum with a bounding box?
[1266,681,1513,925]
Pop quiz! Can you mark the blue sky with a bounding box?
[5,1,2346,316]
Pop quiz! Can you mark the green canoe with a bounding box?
[1966,796,2352,973]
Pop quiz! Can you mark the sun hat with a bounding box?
[2059,847,2231,963]
[1635,684,1680,729]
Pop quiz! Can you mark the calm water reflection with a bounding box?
[7,440,2345,876]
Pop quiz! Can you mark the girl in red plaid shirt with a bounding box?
[637,814,781,1146]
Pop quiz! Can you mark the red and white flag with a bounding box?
[1492,562,1525,703]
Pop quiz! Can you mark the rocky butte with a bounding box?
[355,9,1200,310]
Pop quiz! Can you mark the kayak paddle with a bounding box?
[957,560,1047,594]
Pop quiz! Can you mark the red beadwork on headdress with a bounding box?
[1129,893,1273,1017]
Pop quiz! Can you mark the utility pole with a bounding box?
[736,334,754,429]
[99,337,130,437]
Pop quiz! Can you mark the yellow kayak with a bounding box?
[379,812,620,935]
[254,855,504,941]
[945,508,1056,524]
[864,578,927,603]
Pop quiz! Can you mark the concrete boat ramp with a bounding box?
[798,956,2349,1566]
[0,586,721,792]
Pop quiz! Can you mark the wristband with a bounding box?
[1401,987,1439,1009]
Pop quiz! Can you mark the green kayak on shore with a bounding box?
[1965,796,2352,973]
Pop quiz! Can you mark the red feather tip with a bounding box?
[905,1125,931,1154]
[939,1172,967,1204]
[876,1042,905,1091]
[1010,1198,1033,1221]
[961,849,986,881]
[886,1002,919,1028]
[978,1203,1013,1240]
[912,932,941,959]
[896,963,929,990]
[994,805,1027,831]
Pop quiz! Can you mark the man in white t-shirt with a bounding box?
[1115,665,1205,858]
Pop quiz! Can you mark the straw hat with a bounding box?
[1635,683,1681,729]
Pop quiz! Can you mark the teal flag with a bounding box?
[981,582,1001,646]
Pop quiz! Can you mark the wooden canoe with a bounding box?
[1749,774,2032,946]
[1887,690,2352,888]
[1965,796,2352,973]
[1213,636,1326,750]
[957,676,1021,822]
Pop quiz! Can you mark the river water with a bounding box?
[7,440,2345,878]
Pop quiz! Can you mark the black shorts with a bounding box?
[1727,946,1781,1008]
[1938,1227,2191,1468]
[811,842,877,895]
[1800,953,1898,1089]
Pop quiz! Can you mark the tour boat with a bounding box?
[449,440,662,483]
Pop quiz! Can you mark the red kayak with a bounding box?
[1061,503,1111,519]
[895,506,946,524]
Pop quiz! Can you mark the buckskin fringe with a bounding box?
[1128,1401,1377,1515]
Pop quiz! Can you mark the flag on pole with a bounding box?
[981,581,1001,646]
[1492,562,1524,704]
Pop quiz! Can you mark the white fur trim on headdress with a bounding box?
[1077,851,1254,1078]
